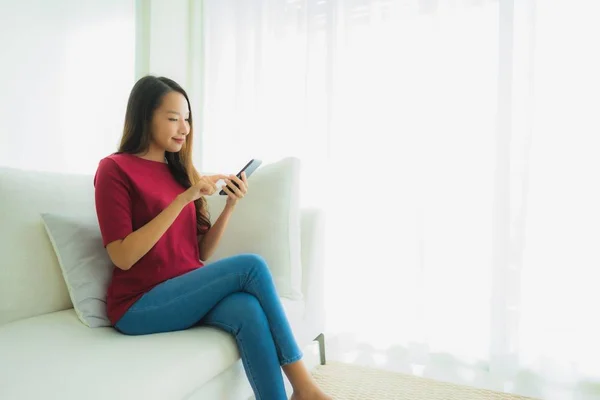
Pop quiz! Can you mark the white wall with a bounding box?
[0,0,136,174]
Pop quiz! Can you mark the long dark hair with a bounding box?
[117,75,210,234]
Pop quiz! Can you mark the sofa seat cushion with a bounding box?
[0,298,307,400]
[0,310,242,400]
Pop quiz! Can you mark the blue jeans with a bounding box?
[114,253,303,400]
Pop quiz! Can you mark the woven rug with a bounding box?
[311,362,538,400]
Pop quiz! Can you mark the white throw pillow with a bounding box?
[204,157,303,300]
[41,212,113,327]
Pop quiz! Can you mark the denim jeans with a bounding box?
[115,253,303,400]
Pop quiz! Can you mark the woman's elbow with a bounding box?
[106,240,133,270]
[113,259,133,271]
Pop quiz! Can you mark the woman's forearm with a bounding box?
[199,204,236,261]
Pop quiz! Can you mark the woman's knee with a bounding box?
[241,253,272,276]
[237,253,266,266]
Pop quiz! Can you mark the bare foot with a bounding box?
[290,387,333,400]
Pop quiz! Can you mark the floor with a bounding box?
[312,361,538,400]
[310,334,600,400]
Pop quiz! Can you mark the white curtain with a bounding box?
[199,1,600,398]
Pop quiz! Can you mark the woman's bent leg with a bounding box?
[202,292,288,400]
[115,254,302,366]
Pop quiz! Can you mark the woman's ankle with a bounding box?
[282,360,314,390]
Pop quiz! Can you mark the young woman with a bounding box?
[94,76,331,400]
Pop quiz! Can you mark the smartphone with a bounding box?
[219,159,263,195]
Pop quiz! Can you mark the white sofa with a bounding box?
[0,166,326,400]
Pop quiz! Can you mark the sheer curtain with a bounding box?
[199,1,600,398]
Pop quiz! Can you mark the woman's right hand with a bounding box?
[180,175,226,203]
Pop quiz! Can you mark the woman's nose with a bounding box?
[181,121,190,135]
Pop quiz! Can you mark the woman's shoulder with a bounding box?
[95,153,143,184]
[94,153,127,183]
[96,153,136,172]
[100,152,131,164]
[95,152,168,183]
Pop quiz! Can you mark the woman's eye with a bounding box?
[169,118,178,122]
[185,118,190,122]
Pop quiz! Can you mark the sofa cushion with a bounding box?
[41,212,113,327]
[0,310,241,400]
[0,297,307,400]
[205,157,303,300]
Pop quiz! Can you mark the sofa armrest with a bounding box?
[300,207,326,330]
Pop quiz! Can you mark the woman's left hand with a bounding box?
[222,172,248,208]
